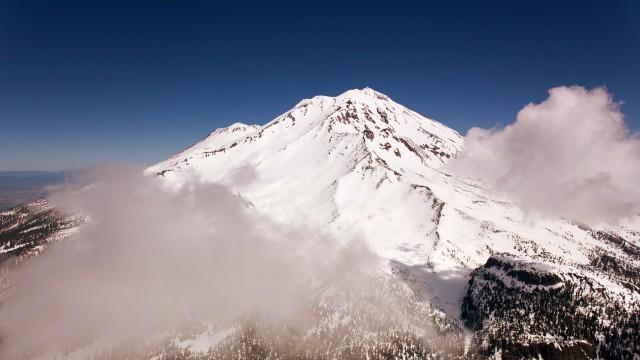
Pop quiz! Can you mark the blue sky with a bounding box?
[1,0,638,171]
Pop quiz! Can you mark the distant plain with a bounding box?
[0,171,68,210]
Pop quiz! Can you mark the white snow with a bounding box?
[0,243,27,254]
[174,325,237,353]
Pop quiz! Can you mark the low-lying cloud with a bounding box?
[449,86,640,224]
[0,165,379,357]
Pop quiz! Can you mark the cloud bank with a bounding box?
[0,165,378,357]
[449,86,640,224]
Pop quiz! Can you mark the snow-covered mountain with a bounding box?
[148,87,640,357]
[1,88,639,358]
[149,87,466,268]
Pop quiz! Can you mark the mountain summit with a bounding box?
[150,87,463,179]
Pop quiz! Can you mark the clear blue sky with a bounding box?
[1,0,638,171]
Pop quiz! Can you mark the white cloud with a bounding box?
[0,164,378,357]
[449,86,640,224]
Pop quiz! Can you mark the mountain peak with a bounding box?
[336,87,390,102]
[208,122,260,136]
[150,88,464,184]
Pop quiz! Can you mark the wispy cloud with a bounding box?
[0,164,377,357]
